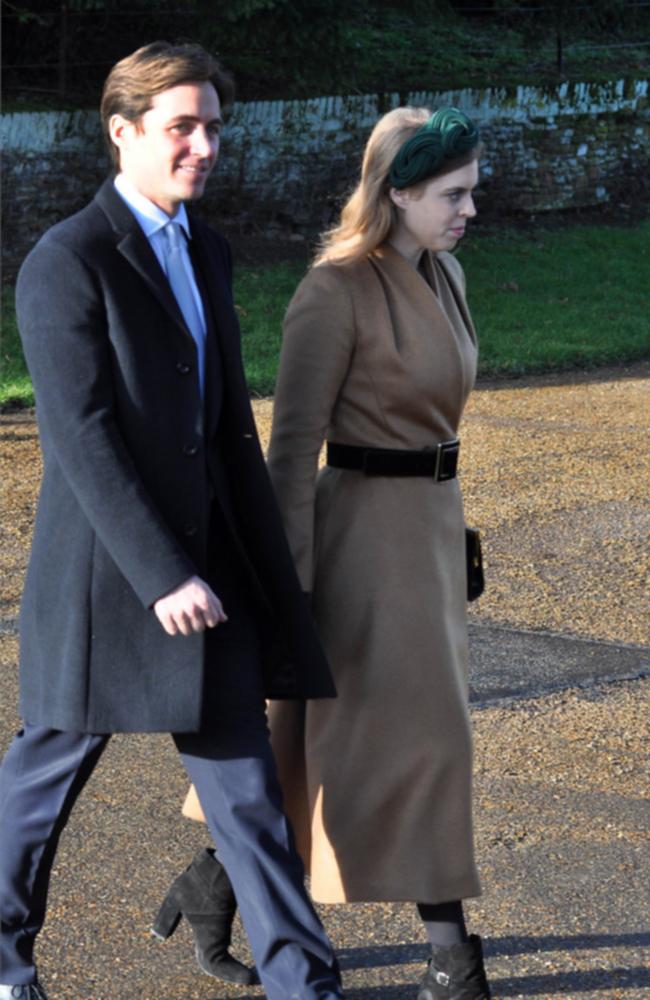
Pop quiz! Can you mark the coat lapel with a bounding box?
[188,219,245,438]
[94,180,191,340]
[379,244,476,345]
[186,229,223,437]
[188,220,238,348]
[433,252,477,344]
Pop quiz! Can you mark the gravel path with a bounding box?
[1,363,648,999]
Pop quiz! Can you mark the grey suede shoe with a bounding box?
[418,935,491,1000]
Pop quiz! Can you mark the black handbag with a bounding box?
[465,527,485,602]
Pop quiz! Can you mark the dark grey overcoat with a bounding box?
[15,180,334,734]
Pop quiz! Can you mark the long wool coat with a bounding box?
[15,180,334,735]
[267,244,482,904]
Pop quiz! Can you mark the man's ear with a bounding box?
[108,114,133,153]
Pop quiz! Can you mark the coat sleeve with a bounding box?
[267,264,356,590]
[16,237,197,608]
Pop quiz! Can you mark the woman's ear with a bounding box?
[389,186,410,210]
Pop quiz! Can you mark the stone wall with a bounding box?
[2,78,648,279]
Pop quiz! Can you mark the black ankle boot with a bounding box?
[418,935,491,1000]
[152,848,259,986]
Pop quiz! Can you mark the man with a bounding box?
[0,41,344,1000]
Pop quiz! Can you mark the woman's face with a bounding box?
[388,159,479,263]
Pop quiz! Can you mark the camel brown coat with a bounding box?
[266,245,482,904]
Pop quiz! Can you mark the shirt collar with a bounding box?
[113,174,191,240]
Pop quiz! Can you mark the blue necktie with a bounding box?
[163,221,205,396]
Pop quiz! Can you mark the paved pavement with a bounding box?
[1,362,649,999]
[467,623,648,704]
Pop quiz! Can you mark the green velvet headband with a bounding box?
[389,107,479,190]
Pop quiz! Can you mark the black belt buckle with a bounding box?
[435,439,460,481]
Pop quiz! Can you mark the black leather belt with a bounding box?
[326,439,460,481]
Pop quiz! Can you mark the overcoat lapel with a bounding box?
[118,230,190,336]
[189,222,238,350]
[186,228,224,437]
[94,180,193,343]
[431,252,477,344]
[188,219,246,440]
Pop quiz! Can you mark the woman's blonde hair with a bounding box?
[314,107,430,267]
[315,105,479,267]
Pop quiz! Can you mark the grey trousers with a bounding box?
[0,626,342,999]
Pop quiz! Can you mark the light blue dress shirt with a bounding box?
[113,174,207,394]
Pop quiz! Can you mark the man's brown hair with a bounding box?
[100,41,235,168]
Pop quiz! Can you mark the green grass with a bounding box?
[458,221,650,377]
[2,222,649,409]
[0,286,33,409]
[236,263,306,396]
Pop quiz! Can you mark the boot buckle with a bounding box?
[435,969,451,987]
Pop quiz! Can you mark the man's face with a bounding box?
[110,81,222,216]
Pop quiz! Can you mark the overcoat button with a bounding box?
[182,443,199,456]
[183,523,197,536]
[176,362,191,374]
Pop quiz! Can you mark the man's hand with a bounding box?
[153,575,227,636]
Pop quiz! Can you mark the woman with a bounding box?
[171,105,491,999]
[266,105,491,1000]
